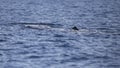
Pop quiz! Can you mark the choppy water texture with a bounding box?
[0,0,120,68]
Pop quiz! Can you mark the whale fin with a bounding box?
[72,26,79,30]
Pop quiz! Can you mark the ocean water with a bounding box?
[0,0,120,68]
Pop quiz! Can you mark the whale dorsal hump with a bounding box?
[72,26,79,30]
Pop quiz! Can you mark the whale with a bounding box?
[23,23,90,34]
[8,23,118,35]
[6,22,87,32]
[24,24,119,35]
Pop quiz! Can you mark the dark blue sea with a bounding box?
[0,0,120,68]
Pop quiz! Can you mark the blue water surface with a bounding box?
[0,0,120,68]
